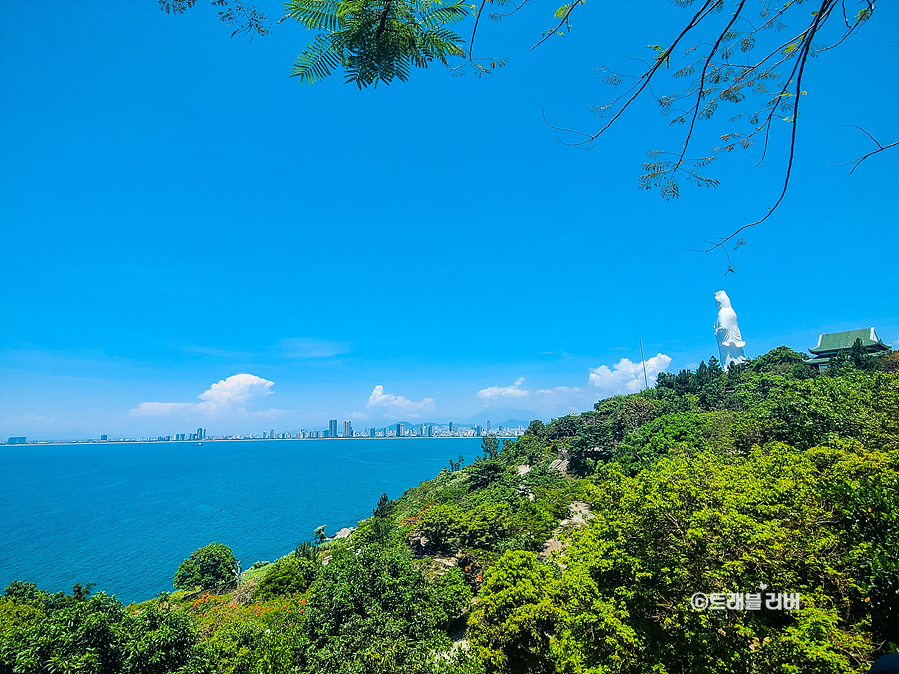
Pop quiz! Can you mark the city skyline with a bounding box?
[4,418,527,445]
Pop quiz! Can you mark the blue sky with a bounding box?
[1,1,896,440]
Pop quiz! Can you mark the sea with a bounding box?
[0,438,482,604]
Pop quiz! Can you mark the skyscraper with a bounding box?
[448,422,454,434]
[370,427,377,438]
[329,419,338,438]
[344,420,353,438]
[427,425,433,437]
[396,423,405,438]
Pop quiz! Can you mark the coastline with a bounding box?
[0,437,485,604]
[5,436,520,447]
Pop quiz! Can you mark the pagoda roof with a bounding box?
[808,327,891,355]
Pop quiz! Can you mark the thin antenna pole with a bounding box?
[639,338,649,390]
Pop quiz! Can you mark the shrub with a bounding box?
[253,556,317,600]
[173,542,236,591]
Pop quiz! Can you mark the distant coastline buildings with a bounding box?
[7,322,894,446]
[5,420,528,445]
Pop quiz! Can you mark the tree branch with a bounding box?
[827,124,899,175]
[674,1,747,172]
[552,0,721,149]
[531,0,584,50]
[700,0,833,261]
[469,0,488,58]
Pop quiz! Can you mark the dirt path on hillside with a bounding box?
[538,500,593,563]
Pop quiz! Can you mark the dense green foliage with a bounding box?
[252,555,318,600]
[173,542,237,591]
[0,587,196,674]
[299,546,451,672]
[469,441,896,673]
[285,0,468,87]
[2,345,896,673]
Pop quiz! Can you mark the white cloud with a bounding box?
[366,385,435,418]
[534,385,583,399]
[344,410,369,420]
[128,374,280,420]
[129,402,197,417]
[198,374,274,410]
[476,377,529,401]
[280,338,352,359]
[473,354,672,415]
[476,378,588,414]
[588,353,672,395]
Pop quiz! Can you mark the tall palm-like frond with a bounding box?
[285,0,468,88]
[291,33,344,83]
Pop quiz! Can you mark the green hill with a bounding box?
[2,345,897,673]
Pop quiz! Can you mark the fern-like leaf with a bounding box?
[291,34,343,83]
[285,0,345,31]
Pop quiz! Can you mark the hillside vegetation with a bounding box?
[2,345,897,673]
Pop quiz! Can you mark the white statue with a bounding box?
[714,290,746,371]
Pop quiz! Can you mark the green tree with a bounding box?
[614,410,716,471]
[299,546,451,672]
[480,434,500,459]
[3,581,41,602]
[459,501,514,550]
[431,566,473,623]
[285,0,469,87]
[567,423,613,476]
[172,541,237,591]
[418,502,465,550]
[540,443,891,672]
[467,550,558,674]
[468,458,508,491]
[547,415,584,440]
[498,435,550,467]
[610,396,657,441]
[294,540,320,563]
[370,492,398,544]
[0,590,198,674]
[373,492,392,518]
[253,555,318,599]
[848,337,879,372]
[741,345,811,377]
[525,420,547,440]
[822,470,899,645]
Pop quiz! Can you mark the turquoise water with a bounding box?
[0,438,480,604]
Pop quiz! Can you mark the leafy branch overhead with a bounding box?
[162,0,894,269]
[544,0,883,266]
[285,0,470,87]
[158,0,271,40]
